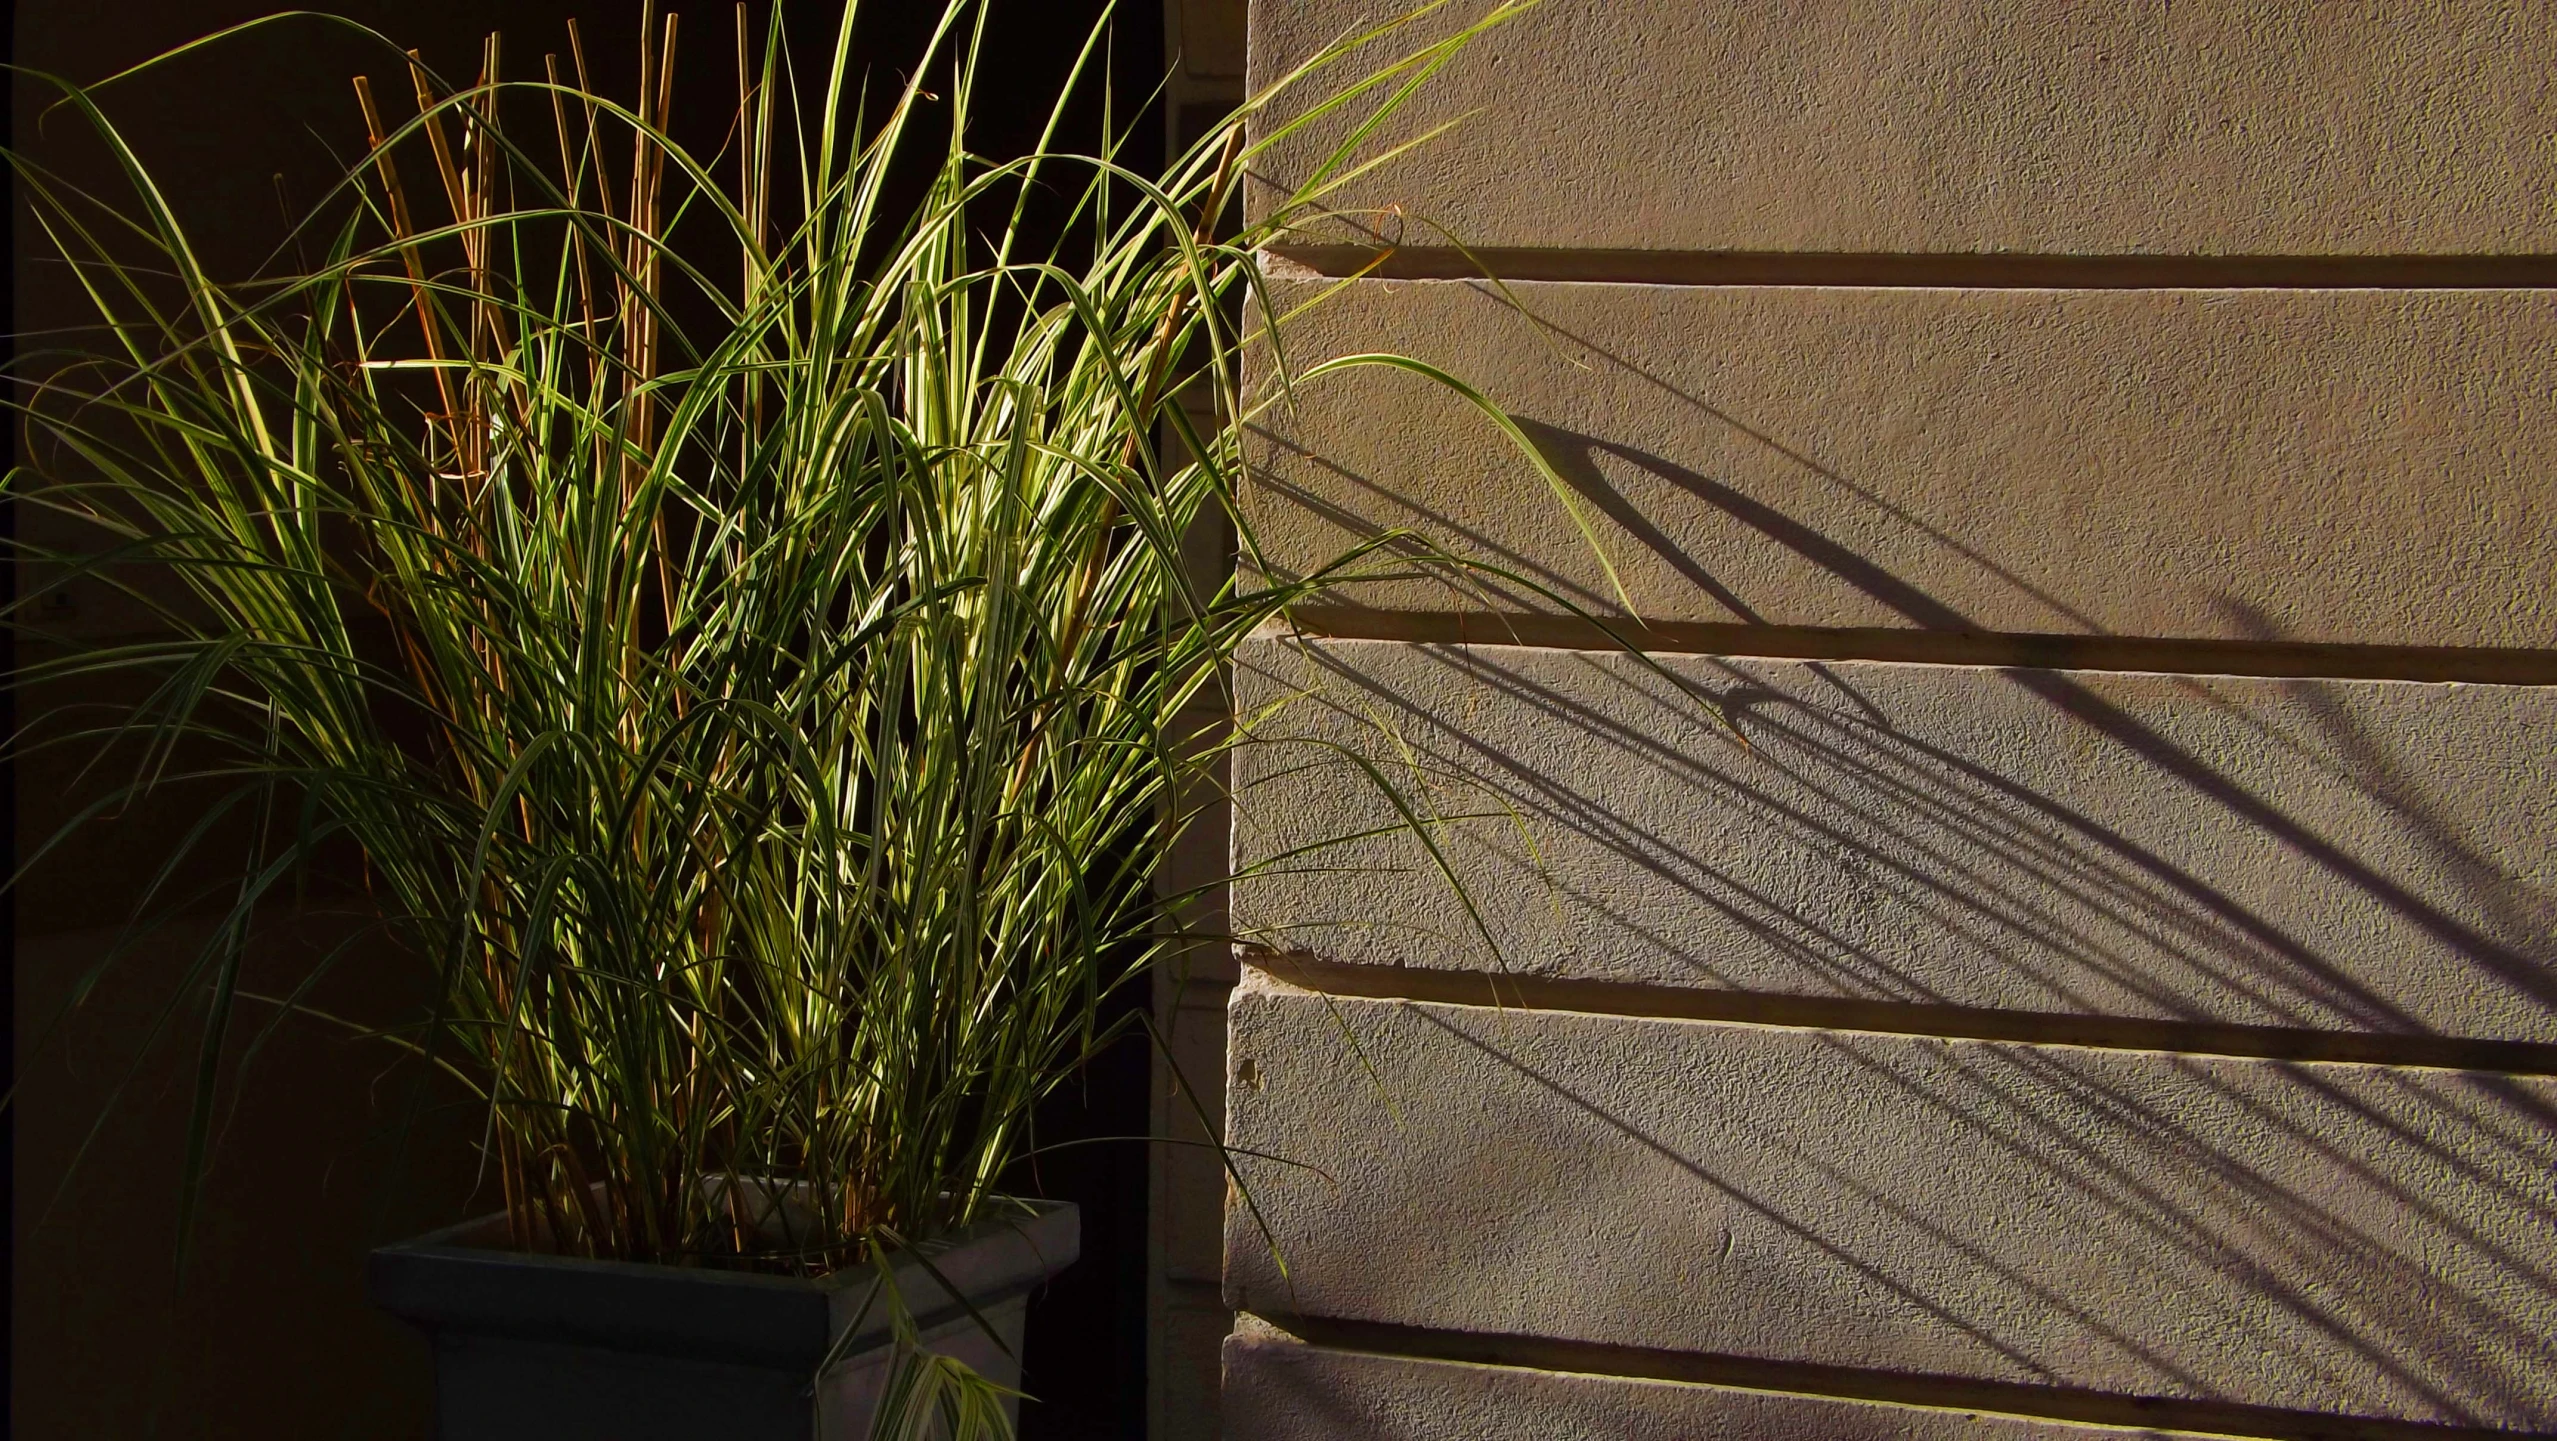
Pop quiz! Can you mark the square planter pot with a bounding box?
[370,1197,1078,1440]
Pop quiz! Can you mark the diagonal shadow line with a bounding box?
[1399,1005,2083,1387]
[2005,667,2557,1011]
[1406,1001,2557,1418]
[1844,1037,2557,1400]
[1235,279,2557,1431]
[1772,1039,2542,1413]
[1472,286,2106,634]
[1284,637,2436,1034]
[1338,993,2557,1425]
[1235,659,1971,1003]
[1259,641,2557,1232]
[1241,431,1617,616]
[1442,650,2381,1025]
[2216,597,2557,970]
[1517,429,2557,1011]
[1245,640,2557,1319]
[1409,676,2301,1024]
[1503,417,1766,622]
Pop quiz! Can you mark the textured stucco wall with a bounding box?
[1224,2,2557,1436]
[1244,0,2557,256]
[1243,281,2557,648]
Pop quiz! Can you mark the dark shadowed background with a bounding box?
[7,2,1164,1434]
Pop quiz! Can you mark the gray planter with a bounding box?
[370,1197,1078,1440]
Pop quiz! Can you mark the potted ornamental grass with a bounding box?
[4,0,1555,1435]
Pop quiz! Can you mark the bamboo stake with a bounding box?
[566,20,616,219]
[405,51,484,484]
[623,4,659,505]
[734,6,756,495]
[565,21,619,499]
[406,53,471,238]
[646,14,682,651]
[472,34,506,382]
[351,75,459,459]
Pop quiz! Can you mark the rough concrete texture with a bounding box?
[1246,1,2557,255]
[1231,638,2557,1044]
[1222,980,2557,1428]
[1222,1324,2192,1440]
[1241,278,2557,648]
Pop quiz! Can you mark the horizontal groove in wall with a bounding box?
[1247,1311,2536,1441]
[1269,608,2557,686]
[1266,244,2557,290]
[1245,954,2557,1077]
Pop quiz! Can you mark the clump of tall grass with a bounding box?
[5,0,1542,1275]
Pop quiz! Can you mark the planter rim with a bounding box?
[369,1195,1077,1372]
